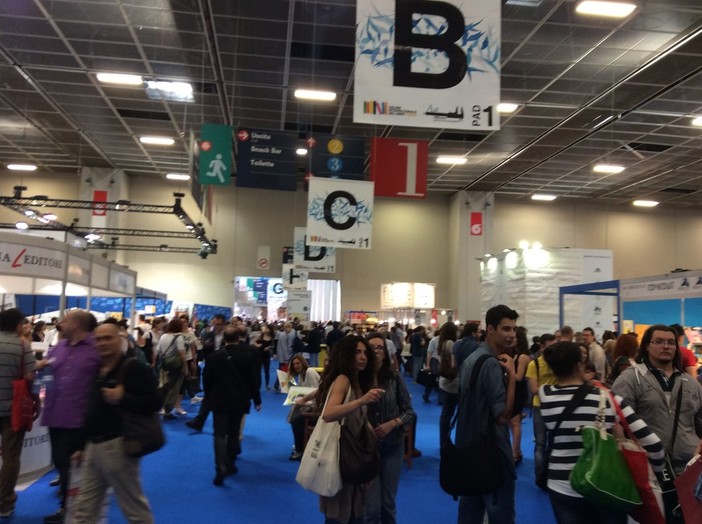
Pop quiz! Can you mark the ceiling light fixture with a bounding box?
[146,80,194,103]
[15,221,29,230]
[633,200,659,208]
[42,213,57,220]
[436,156,467,165]
[166,173,191,181]
[296,148,308,155]
[575,1,637,18]
[85,233,101,241]
[7,164,37,171]
[497,103,519,114]
[692,116,702,127]
[139,136,175,146]
[294,89,337,101]
[593,164,625,174]
[531,194,557,201]
[96,72,143,85]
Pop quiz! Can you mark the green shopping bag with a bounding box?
[570,389,642,512]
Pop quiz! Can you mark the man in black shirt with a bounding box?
[71,323,161,524]
[203,327,262,486]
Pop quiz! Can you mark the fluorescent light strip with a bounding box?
[692,116,702,127]
[296,148,308,155]
[7,164,37,171]
[139,136,175,146]
[575,1,637,18]
[436,156,467,165]
[593,164,625,174]
[166,173,190,181]
[633,200,659,208]
[531,194,557,201]
[497,103,519,114]
[294,89,337,101]
[97,72,143,85]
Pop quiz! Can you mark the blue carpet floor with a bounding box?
[16,371,557,523]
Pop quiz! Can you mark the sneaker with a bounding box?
[175,408,187,415]
[43,509,64,523]
[289,452,302,461]
[49,475,60,487]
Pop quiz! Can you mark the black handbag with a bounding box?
[439,354,502,498]
[339,421,381,484]
[118,359,166,458]
[416,369,437,388]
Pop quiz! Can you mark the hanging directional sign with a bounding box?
[236,128,298,191]
[199,123,232,185]
[294,227,336,273]
[307,134,365,180]
[306,178,374,250]
[282,263,308,290]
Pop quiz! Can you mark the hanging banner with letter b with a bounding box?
[306,178,374,250]
[354,0,501,130]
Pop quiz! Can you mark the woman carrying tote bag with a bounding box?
[315,336,384,524]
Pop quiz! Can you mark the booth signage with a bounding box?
[68,255,91,286]
[306,178,374,250]
[622,272,702,300]
[370,138,427,198]
[287,290,312,321]
[309,135,365,180]
[0,242,66,279]
[293,227,336,273]
[354,0,501,130]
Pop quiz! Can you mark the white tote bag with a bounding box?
[295,386,342,497]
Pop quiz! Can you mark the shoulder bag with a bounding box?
[440,354,502,499]
[606,390,665,524]
[11,343,35,432]
[416,368,437,388]
[160,335,182,371]
[570,387,642,512]
[339,386,380,484]
[295,385,343,497]
[117,359,166,458]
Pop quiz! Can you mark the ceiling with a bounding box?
[2,0,702,208]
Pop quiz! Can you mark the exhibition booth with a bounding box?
[0,232,137,480]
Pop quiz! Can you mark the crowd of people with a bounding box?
[0,306,701,523]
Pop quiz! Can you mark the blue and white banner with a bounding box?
[294,227,337,273]
[354,0,501,130]
[306,178,374,250]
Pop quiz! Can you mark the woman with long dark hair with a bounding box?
[315,336,384,524]
[365,333,415,524]
[509,329,531,464]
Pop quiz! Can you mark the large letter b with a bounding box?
[394,0,466,89]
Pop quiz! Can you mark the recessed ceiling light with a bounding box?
[146,80,194,103]
[294,89,337,101]
[497,103,519,114]
[531,194,557,201]
[7,163,37,171]
[139,136,175,146]
[692,116,702,127]
[166,173,191,181]
[296,148,308,156]
[593,164,625,174]
[96,72,143,85]
[575,1,636,18]
[24,209,36,217]
[43,213,57,220]
[436,156,467,165]
[15,221,29,230]
[85,233,101,241]
[633,200,659,208]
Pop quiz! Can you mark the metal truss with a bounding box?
[0,224,197,239]
[85,244,206,254]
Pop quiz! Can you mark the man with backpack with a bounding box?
[455,305,518,524]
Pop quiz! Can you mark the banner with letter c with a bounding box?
[354,0,501,130]
[306,178,374,250]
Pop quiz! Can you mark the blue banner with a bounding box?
[236,128,298,191]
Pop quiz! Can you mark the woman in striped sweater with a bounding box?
[539,341,664,524]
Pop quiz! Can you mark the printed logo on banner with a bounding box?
[370,138,427,198]
[293,227,336,273]
[354,0,501,130]
[306,178,374,250]
[470,212,483,236]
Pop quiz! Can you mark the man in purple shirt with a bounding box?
[38,310,100,524]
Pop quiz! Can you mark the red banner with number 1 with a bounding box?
[370,138,427,198]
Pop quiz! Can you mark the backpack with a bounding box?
[438,341,456,380]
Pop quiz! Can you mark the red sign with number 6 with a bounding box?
[470,212,483,236]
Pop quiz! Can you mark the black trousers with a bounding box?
[212,410,244,475]
[49,427,85,509]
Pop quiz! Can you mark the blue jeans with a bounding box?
[532,407,547,486]
[548,490,626,524]
[307,352,319,367]
[365,437,404,524]
[439,391,458,448]
[457,464,515,524]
